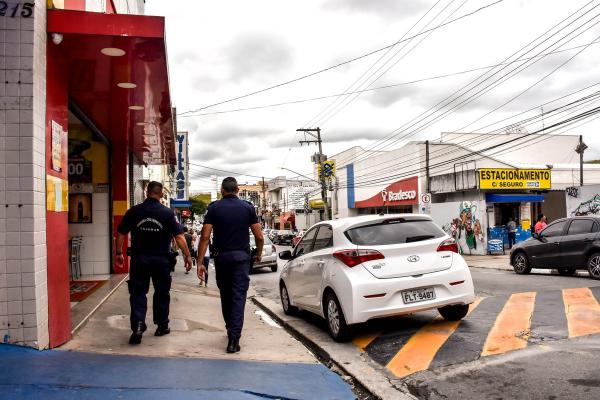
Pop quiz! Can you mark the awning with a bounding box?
[47,10,175,165]
[486,194,545,203]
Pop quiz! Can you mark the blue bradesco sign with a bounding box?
[175,132,188,200]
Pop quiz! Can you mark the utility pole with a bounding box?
[297,127,330,220]
[575,135,588,186]
[261,176,267,227]
[425,140,430,193]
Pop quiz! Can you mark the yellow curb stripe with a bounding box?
[481,292,536,357]
[386,298,482,378]
[563,287,600,338]
[352,332,381,352]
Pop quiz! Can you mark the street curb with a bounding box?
[252,295,416,400]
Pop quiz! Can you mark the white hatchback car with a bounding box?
[278,214,475,341]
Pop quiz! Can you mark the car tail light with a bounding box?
[333,249,384,267]
[437,238,459,253]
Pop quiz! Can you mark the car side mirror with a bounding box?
[532,232,539,240]
[279,250,293,260]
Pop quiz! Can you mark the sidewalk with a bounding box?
[463,254,512,271]
[3,262,355,399]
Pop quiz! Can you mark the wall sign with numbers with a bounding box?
[0,2,34,18]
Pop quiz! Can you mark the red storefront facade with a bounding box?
[0,2,175,349]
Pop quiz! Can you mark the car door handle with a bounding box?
[584,238,594,243]
[317,260,325,266]
[553,242,560,246]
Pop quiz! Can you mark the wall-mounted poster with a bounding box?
[68,193,93,223]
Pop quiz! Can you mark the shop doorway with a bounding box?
[67,108,112,309]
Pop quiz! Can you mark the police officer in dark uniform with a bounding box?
[115,181,193,345]
[197,177,264,353]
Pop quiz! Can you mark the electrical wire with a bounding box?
[176,0,503,116]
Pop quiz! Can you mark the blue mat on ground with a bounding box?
[0,344,355,400]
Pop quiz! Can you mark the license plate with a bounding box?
[402,287,436,304]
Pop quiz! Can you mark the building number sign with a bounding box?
[0,2,34,18]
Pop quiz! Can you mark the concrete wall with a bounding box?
[0,1,50,348]
[565,185,600,217]
[430,193,487,256]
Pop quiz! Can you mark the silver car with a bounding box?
[250,236,278,272]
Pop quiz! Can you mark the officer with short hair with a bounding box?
[115,181,193,345]
[197,177,264,353]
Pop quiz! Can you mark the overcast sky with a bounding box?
[146,0,600,192]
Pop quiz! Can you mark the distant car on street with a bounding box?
[278,214,475,341]
[274,230,295,245]
[250,236,278,273]
[510,216,600,279]
[292,230,306,247]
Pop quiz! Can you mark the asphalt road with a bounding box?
[250,245,600,400]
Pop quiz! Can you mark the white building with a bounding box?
[333,133,600,255]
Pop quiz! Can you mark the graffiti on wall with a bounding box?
[442,201,484,255]
[571,194,600,216]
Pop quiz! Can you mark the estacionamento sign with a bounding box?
[479,168,551,190]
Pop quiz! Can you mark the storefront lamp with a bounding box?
[128,105,144,110]
[100,47,125,56]
[117,82,137,89]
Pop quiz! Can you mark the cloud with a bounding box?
[323,0,431,20]
[224,33,294,83]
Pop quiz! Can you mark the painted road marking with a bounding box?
[352,332,381,351]
[482,292,536,356]
[563,287,600,338]
[360,288,600,378]
[529,289,569,341]
[430,295,508,369]
[386,299,482,378]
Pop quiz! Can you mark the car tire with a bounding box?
[271,264,278,272]
[557,268,576,276]
[280,282,298,315]
[438,304,470,321]
[324,292,352,342]
[512,252,532,275]
[587,253,600,280]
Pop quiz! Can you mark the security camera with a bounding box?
[51,33,63,45]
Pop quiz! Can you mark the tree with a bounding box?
[189,195,208,221]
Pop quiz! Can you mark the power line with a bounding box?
[334,1,600,168]
[301,0,448,128]
[311,0,469,128]
[177,41,600,118]
[176,0,503,116]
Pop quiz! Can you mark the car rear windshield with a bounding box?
[345,219,445,246]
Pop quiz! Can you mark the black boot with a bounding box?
[155,325,171,337]
[129,321,147,345]
[226,338,241,353]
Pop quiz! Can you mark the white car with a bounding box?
[278,214,475,341]
[250,236,278,273]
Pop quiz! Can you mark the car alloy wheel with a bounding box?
[324,292,351,342]
[588,253,600,280]
[327,299,340,336]
[280,283,298,315]
[513,252,531,275]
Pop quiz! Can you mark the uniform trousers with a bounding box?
[128,255,172,331]
[214,250,251,340]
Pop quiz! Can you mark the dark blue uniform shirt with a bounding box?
[204,195,259,252]
[117,198,184,257]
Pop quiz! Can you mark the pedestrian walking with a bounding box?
[534,213,548,234]
[183,227,194,273]
[507,218,517,248]
[197,177,264,353]
[193,229,210,287]
[115,181,193,345]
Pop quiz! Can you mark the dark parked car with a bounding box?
[509,216,600,279]
[274,230,295,245]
